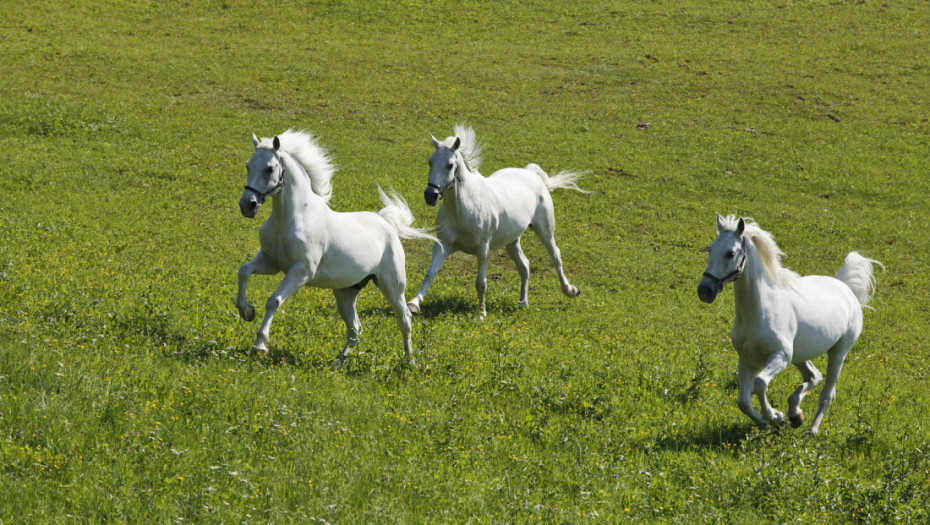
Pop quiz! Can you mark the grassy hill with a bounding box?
[1,1,928,522]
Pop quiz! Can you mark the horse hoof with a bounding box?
[566,285,580,298]
[518,300,529,309]
[790,413,805,428]
[770,411,786,426]
[407,302,420,315]
[250,341,268,357]
[239,304,256,322]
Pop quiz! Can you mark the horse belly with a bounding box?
[313,220,392,288]
[485,172,540,249]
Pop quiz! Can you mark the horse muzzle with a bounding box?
[239,193,261,218]
[424,187,441,207]
[697,278,720,304]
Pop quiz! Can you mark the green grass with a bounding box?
[1,0,929,522]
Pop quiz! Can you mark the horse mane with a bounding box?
[720,215,800,286]
[441,124,484,172]
[257,129,335,203]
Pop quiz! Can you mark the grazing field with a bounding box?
[2,0,929,522]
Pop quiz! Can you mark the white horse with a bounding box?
[406,125,585,319]
[698,214,881,434]
[236,130,435,367]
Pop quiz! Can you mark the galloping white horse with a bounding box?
[698,214,881,434]
[236,130,435,367]
[406,125,585,319]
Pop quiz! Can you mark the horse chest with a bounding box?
[259,223,315,269]
[731,319,795,366]
[438,207,497,253]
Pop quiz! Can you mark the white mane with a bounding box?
[720,215,800,286]
[440,124,483,172]
[257,129,335,203]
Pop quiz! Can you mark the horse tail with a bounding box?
[835,251,883,308]
[526,163,590,194]
[377,186,439,243]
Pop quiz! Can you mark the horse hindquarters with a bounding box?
[375,246,414,363]
[809,333,857,434]
[528,193,580,298]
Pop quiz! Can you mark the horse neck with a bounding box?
[445,155,484,213]
[270,154,327,222]
[732,237,771,317]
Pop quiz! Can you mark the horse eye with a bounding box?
[726,250,736,258]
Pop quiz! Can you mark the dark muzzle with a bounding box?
[239,192,261,218]
[424,184,442,206]
[697,277,721,304]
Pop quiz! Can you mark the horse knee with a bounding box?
[265,296,283,312]
[475,281,487,294]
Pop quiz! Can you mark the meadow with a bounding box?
[1,0,928,522]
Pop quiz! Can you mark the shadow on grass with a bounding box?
[406,295,531,320]
[654,421,761,452]
[406,295,476,319]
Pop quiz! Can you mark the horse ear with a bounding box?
[252,133,260,147]
[451,137,461,151]
[273,136,281,151]
[430,134,441,149]
[716,213,727,234]
[736,218,745,236]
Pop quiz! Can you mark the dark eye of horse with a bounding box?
[726,250,736,258]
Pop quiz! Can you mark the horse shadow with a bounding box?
[652,421,764,453]
[402,296,481,319]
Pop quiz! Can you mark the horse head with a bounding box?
[698,214,747,303]
[424,134,461,206]
[240,134,286,218]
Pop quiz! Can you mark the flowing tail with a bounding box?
[835,251,883,308]
[526,163,590,193]
[377,186,439,243]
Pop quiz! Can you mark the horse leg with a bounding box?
[505,238,530,307]
[331,287,363,369]
[530,215,580,298]
[236,251,279,321]
[476,242,491,319]
[252,264,309,356]
[809,338,854,434]
[753,351,791,426]
[407,240,453,314]
[378,276,415,365]
[737,358,767,426]
[787,360,823,428]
